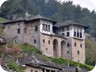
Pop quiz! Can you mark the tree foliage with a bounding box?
[1,0,96,37]
[85,36,96,65]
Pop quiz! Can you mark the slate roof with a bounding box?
[2,15,56,24]
[18,54,61,69]
[55,20,88,28]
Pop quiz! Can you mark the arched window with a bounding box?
[53,39,58,57]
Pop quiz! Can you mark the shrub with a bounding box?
[8,60,24,72]
[50,58,94,71]
[20,43,42,54]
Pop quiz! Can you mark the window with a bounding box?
[77,51,80,55]
[74,43,76,47]
[62,33,65,36]
[24,28,27,33]
[51,71,55,72]
[47,25,50,32]
[42,69,44,72]
[74,31,76,36]
[34,39,36,44]
[46,70,50,72]
[31,70,33,72]
[80,32,82,38]
[67,32,70,37]
[17,29,20,34]
[45,25,47,31]
[43,39,45,43]
[46,48,48,50]
[67,43,70,47]
[35,26,38,31]
[80,44,82,48]
[78,60,79,62]
[77,32,79,37]
[48,40,50,44]
[42,24,45,30]
[35,71,37,72]
[67,51,69,54]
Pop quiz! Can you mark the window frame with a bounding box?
[34,39,36,44]
[35,26,38,32]
[17,28,20,34]
[43,39,45,43]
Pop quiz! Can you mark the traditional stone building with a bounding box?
[3,15,87,63]
[24,56,61,72]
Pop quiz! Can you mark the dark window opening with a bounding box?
[34,39,36,44]
[62,33,65,36]
[80,44,82,48]
[74,43,76,47]
[46,70,50,72]
[45,25,47,31]
[31,70,33,72]
[77,32,79,37]
[48,40,50,44]
[67,51,69,54]
[77,51,80,55]
[24,28,27,33]
[67,32,70,37]
[67,43,70,47]
[35,26,38,31]
[17,29,20,34]
[42,69,44,72]
[46,48,48,50]
[43,39,45,43]
[42,24,45,30]
[74,31,76,36]
[51,71,55,72]
[80,33,82,38]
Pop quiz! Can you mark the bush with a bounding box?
[50,58,94,71]
[8,60,24,72]
[20,43,42,54]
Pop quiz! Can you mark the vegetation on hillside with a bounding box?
[0,43,43,72]
[0,17,7,24]
[50,58,94,71]
[0,42,93,71]
[8,59,24,72]
[85,36,96,66]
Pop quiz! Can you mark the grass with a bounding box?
[8,59,24,72]
[0,17,7,23]
[20,43,42,54]
[50,57,94,71]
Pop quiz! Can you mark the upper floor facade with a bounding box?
[3,15,87,39]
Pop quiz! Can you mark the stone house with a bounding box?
[3,15,87,63]
[24,56,61,72]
